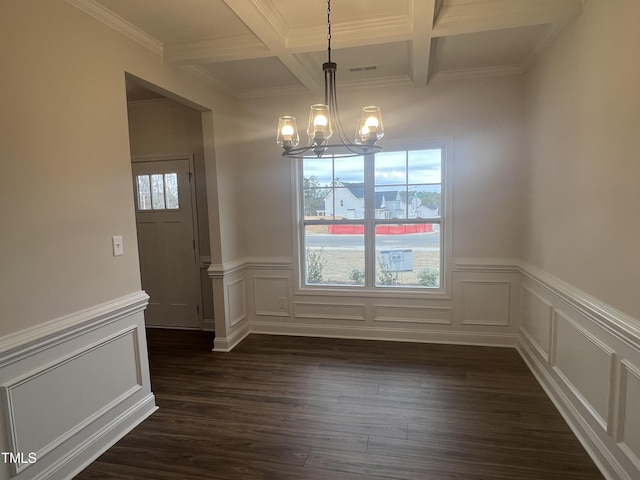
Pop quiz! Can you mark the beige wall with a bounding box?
[236,75,525,261]
[523,0,640,319]
[0,0,238,336]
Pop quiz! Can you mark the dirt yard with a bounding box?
[308,248,440,286]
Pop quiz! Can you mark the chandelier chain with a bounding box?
[327,0,332,62]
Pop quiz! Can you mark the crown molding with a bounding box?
[66,0,163,56]
[164,34,269,65]
[432,64,524,81]
[432,0,584,38]
[180,65,238,98]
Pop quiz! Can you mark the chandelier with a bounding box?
[277,0,384,158]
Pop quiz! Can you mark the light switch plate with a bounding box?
[112,235,124,256]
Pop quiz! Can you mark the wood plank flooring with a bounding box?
[75,330,605,479]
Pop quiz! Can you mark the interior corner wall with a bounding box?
[522,0,640,321]
[519,2,640,478]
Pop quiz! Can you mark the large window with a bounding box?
[300,147,445,289]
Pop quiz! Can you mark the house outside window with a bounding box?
[300,146,448,290]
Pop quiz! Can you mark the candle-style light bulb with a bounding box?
[277,116,299,150]
[355,106,383,145]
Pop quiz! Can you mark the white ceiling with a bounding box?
[68,0,585,99]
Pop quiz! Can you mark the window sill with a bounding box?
[294,285,452,301]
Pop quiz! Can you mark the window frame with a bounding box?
[293,141,453,299]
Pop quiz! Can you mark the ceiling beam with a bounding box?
[432,0,584,37]
[222,0,321,92]
[164,15,416,64]
[285,15,414,52]
[409,0,437,87]
[164,34,271,65]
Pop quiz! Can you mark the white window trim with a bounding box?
[290,139,453,300]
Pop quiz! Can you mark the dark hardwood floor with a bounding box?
[75,330,604,479]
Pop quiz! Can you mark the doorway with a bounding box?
[132,157,201,328]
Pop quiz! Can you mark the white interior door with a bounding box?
[132,158,200,328]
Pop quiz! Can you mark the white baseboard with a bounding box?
[250,321,519,348]
[37,395,157,480]
[213,322,250,352]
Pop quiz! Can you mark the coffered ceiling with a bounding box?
[67,0,585,99]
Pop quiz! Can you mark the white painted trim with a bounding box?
[552,310,617,433]
[520,262,640,351]
[520,283,554,362]
[0,291,149,367]
[226,277,247,328]
[453,257,521,272]
[208,257,293,278]
[372,304,453,325]
[618,361,640,471]
[250,321,518,348]
[213,322,250,352]
[65,0,163,56]
[293,301,367,322]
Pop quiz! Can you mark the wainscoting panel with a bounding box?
[0,291,156,480]
[1,328,141,475]
[460,281,510,326]
[518,265,640,480]
[253,276,290,317]
[552,309,615,431]
[226,277,247,328]
[294,301,366,322]
[618,361,640,471]
[373,304,452,325]
[244,258,518,347]
[521,284,554,362]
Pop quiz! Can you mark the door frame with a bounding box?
[131,154,203,328]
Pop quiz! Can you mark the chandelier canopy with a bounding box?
[277,0,384,158]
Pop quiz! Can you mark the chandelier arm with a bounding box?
[328,69,350,144]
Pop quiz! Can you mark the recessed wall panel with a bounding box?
[461,281,510,325]
[1,328,142,471]
[619,361,640,469]
[254,276,290,316]
[373,305,452,324]
[226,278,246,327]
[521,285,553,360]
[294,301,366,321]
[553,311,614,430]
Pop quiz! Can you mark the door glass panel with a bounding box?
[151,174,166,209]
[137,172,181,211]
[137,175,151,210]
[164,173,179,209]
